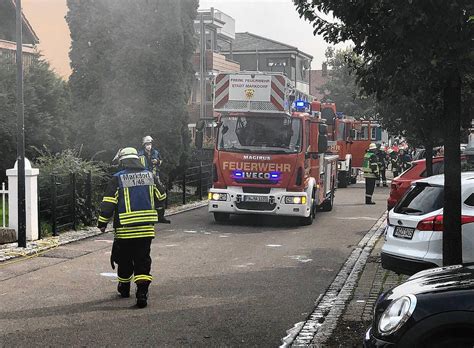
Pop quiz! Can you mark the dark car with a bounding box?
[364,264,474,348]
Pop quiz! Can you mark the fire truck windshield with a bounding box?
[217,115,302,154]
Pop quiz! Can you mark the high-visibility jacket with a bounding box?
[363,151,379,179]
[98,167,166,239]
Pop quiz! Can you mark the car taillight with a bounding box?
[416,215,474,232]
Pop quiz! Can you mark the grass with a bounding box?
[0,200,8,227]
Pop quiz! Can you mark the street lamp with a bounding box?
[16,0,26,248]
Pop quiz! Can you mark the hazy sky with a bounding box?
[199,0,335,69]
[20,0,339,78]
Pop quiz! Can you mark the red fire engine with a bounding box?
[201,71,338,225]
[311,101,383,188]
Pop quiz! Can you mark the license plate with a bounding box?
[393,226,415,240]
[243,195,268,203]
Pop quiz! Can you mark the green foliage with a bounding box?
[0,55,72,180]
[67,0,198,176]
[320,47,377,119]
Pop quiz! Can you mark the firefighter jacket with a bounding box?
[363,151,380,179]
[138,148,161,176]
[98,167,167,239]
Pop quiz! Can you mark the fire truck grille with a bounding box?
[235,201,277,211]
[219,101,279,111]
[235,179,278,185]
[242,187,271,194]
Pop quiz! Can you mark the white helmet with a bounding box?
[112,147,139,163]
[142,135,153,145]
[369,143,377,150]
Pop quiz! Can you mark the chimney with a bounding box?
[322,62,328,77]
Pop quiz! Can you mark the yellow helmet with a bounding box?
[369,143,377,150]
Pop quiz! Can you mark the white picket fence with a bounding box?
[0,182,7,228]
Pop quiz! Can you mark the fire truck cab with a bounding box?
[204,71,338,225]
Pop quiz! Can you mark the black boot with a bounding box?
[383,183,388,187]
[157,208,171,224]
[366,198,376,205]
[117,282,130,298]
[136,282,150,308]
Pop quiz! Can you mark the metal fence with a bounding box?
[36,162,213,237]
[165,162,213,207]
[38,172,107,237]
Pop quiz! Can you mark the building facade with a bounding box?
[0,0,39,66]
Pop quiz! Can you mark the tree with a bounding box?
[67,0,198,180]
[294,0,473,265]
[0,55,72,181]
[320,47,377,119]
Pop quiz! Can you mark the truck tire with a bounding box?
[338,171,348,188]
[320,189,334,212]
[214,212,230,223]
[300,193,316,226]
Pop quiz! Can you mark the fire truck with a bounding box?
[311,101,383,188]
[200,71,338,225]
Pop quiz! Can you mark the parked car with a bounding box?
[364,264,474,347]
[387,156,468,210]
[382,173,474,275]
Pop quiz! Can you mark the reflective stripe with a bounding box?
[120,210,158,217]
[149,186,155,210]
[116,225,155,232]
[140,156,146,167]
[124,188,131,213]
[134,274,153,282]
[118,275,133,283]
[115,232,155,239]
[98,216,109,223]
[102,197,117,204]
[154,187,166,200]
[120,217,158,225]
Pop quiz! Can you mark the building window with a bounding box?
[267,57,288,74]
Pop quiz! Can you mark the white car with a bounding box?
[381,172,474,275]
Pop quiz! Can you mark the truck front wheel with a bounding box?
[338,171,348,188]
[214,212,230,223]
[300,193,316,226]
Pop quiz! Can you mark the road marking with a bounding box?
[164,244,178,247]
[287,255,313,263]
[233,263,255,268]
[100,272,117,278]
[94,240,113,243]
[266,244,282,248]
[184,230,197,233]
[219,235,230,238]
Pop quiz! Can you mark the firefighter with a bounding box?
[388,148,400,177]
[138,135,162,178]
[363,143,379,205]
[375,143,388,187]
[98,147,167,308]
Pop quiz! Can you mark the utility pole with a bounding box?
[16,0,26,248]
[199,12,206,121]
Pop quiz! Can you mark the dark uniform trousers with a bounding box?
[116,238,153,284]
[366,178,376,201]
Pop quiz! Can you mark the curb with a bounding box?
[0,200,209,264]
[281,211,388,347]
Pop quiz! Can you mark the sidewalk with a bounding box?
[0,200,208,264]
[323,231,408,347]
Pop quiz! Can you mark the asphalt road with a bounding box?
[0,183,388,347]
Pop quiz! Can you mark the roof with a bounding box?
[219,32,313,59]
[3,0,39,44]
[415,172,474,186]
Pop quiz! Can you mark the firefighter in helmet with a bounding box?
[98,147,167,308]
[138,135,162,178]
[363,143,380,205]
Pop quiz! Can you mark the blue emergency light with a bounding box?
[294,100,309,112]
